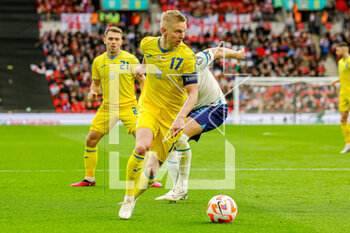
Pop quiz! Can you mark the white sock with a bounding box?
[125,194,134,200]
[84,176,95,182]
[175,134,191,192]
[166,150,179,189]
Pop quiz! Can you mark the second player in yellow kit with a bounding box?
[70,27,144,187]
[90,50,140,135]
[331,42,350,153]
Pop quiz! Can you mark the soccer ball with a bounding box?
[206,195,237,223]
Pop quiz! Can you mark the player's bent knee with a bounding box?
[86,131,103,147]
[86,135,97,147]
[134,144,147,156]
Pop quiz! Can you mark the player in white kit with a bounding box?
[156,47,246,201]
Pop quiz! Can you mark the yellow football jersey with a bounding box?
[91,50,140,105]
[339,56,350,95]
[138,36,197,123]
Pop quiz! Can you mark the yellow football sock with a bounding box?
[341,122,350,143]
[134,170,157,198]
[126,151,144,196]
[84,146,98,178]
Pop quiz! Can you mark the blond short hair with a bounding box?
[104,26,123,38]
[160,10,187,28]
[337,42,348,49]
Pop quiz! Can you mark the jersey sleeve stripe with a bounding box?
[201,51,209,67]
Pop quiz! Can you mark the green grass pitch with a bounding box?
[1,125,350,232]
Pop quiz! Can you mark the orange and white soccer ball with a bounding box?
[206,195,237,223]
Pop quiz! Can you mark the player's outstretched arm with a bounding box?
[87,80,101,100]
[209,47,246,61]
[172,83,198,137]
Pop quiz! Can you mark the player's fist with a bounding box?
[236,48,246,61]
[87,91,98,101]
[135,64,146,77]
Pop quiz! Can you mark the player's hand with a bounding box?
[135,64,146,78]
[331,80,338,87]
[236,48,246,63]
[87,91,98,101]
[171,117,185,138]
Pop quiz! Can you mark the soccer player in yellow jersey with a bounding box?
[331,42,350,153]
[71,27,145,186]
[119,10,198,219]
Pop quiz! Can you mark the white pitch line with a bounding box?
[1,168,350,173]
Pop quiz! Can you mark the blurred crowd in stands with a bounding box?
[160,0,275,20]
[319,31,350,60]
[35,0,99,13]
[187,24,326,77]
[239,84,338,113]
[33,0,350,113]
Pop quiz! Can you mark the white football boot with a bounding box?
[163,189,187,202]
[340,143,350,154]
[155,189,175,200]
[118,196,136,219]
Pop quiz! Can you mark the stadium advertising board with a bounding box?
[102,0,148,10]
[279,0,327,10]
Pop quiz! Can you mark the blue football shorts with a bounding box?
[187,104,228,142]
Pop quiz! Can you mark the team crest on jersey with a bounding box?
[146,54,153,58]
[155,67,162,79]
[197,56,204,65]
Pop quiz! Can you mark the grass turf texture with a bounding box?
[0,125,349,233]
